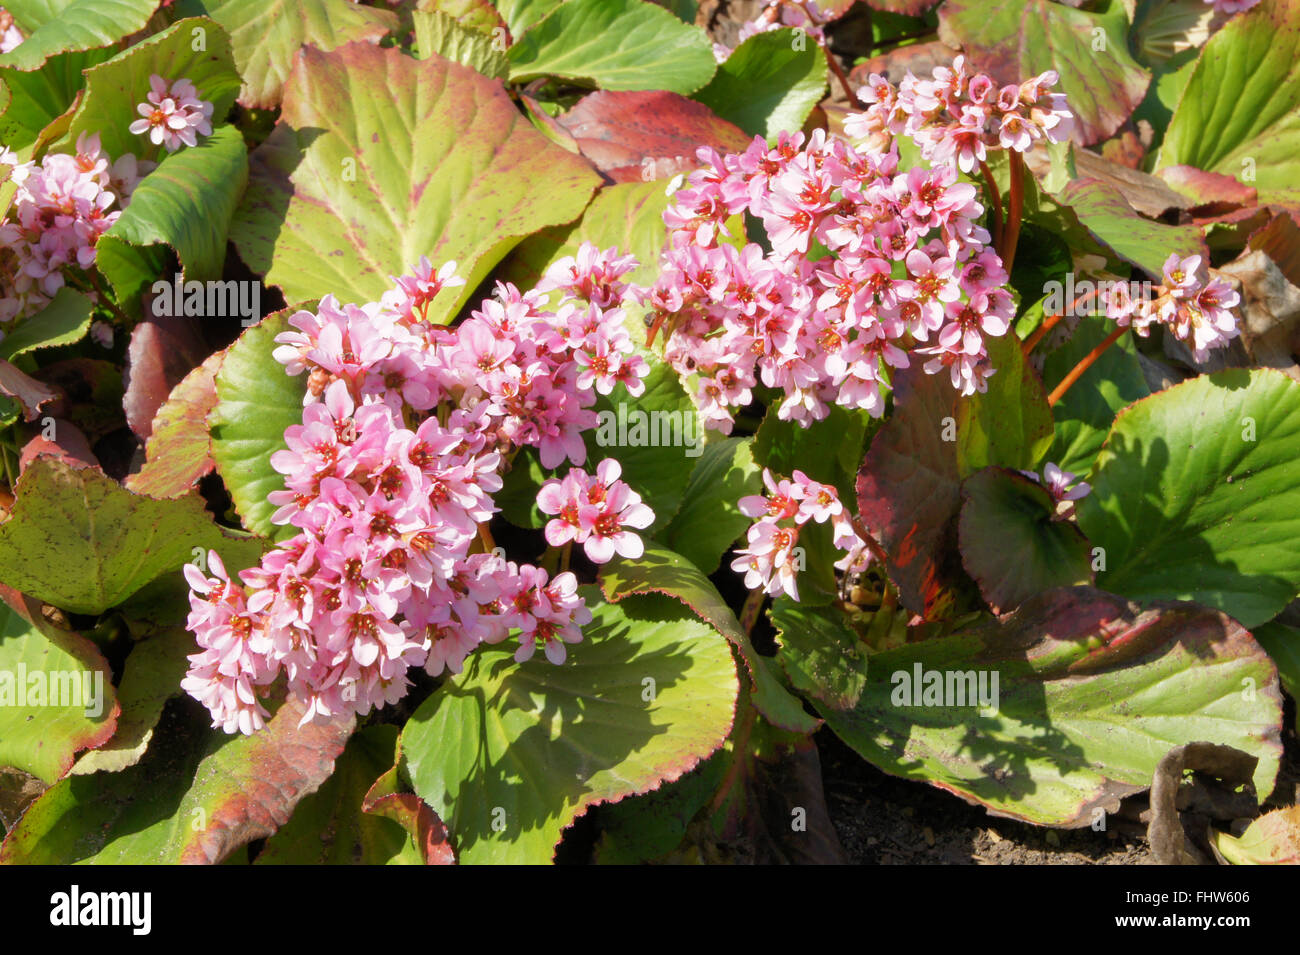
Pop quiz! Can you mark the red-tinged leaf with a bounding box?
[231,42,601,322]
[1073,147,1190,218]
[554,90,752,184]
[123,310,210,441]
[855,365,964,619]
[0,696,353,863]
[1212,805,1300,865]
[124,351,222,498]
[1157,164,1258,213]
[938,0,1150,146]
[362,762,456,865]
[1246,211,1300,288]
[0,586,120,784]
[18,418,98,473]
[0,358,56,421]
[773,588,1284,826]
[849,39,960,86]
[1057,177,1209,277]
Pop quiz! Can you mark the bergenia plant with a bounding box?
[0,0,1298,874]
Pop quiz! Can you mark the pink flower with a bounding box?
[127,74,214,152]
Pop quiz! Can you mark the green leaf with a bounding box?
[773,587,1283,825]
[955,332,1054,476]
[174,0,397,109]
[256,725,421,864]
[958,467,1092,613]
[402,588,737,864]
[0,589,118,783]
[231,42,600,323]
[663,436,761,575]
[421,0,508,36]
[937,0,1150,146]
[0,49,110,152]
[1056,177,1208,278]
[66,17,241,162]
[492,0,564,37]
[413,9,508,79]
[208,308,307,540]
[0,287,92,360]
[599,542,819,735]
[1077,369,1300,629]
[1044,311,1150,476]
[585,361,702,534]
[695,27,826,138]
[506,0,717,94]
[0,697,354,863]
[0,0,160,71]
[1157,0,1300,207]
[0,457,265,615]
[501,179,673,304]
[754,402,873,505]
[96,124,250,312]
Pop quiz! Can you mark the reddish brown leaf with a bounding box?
[849,39,960,87]
[554,90,753,184]
[1157,164,1258,218]
[123,309,211,441]
[18,419,98,473]
[1073,146,1189,218]
[178,698,355,864]
[362,765,456,865]
[124,351,223,498]
[855,365,964,619]
[0,359,57,421]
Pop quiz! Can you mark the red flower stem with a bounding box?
[978,159,1003,251]
[1000,151,1025,275]
[782,0,863,109]
[1046,326,1127,407]
[1022,289,1097,356]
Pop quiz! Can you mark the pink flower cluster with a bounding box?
[731,469,869,601]
[183,244,648,733]
[0,134,150,324]
[1104,253,1239,362]
[128,75,213,152]
[648,126,1013,432]
[537,458,654,563]
[847,56,1074,167]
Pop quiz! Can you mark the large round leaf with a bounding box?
[0,457,265,615]
[1157,0,1300,208]
[231,42,601,322]
[0,589,118,784]
[1077,369,1300,629]
[174,0,397,108]
[0,0,160,71]
[773,587,1283,826]
[0,697,354,863]
[401,588,737,864]
[505,0,717,95]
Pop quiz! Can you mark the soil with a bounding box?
[816,705,1300,865]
